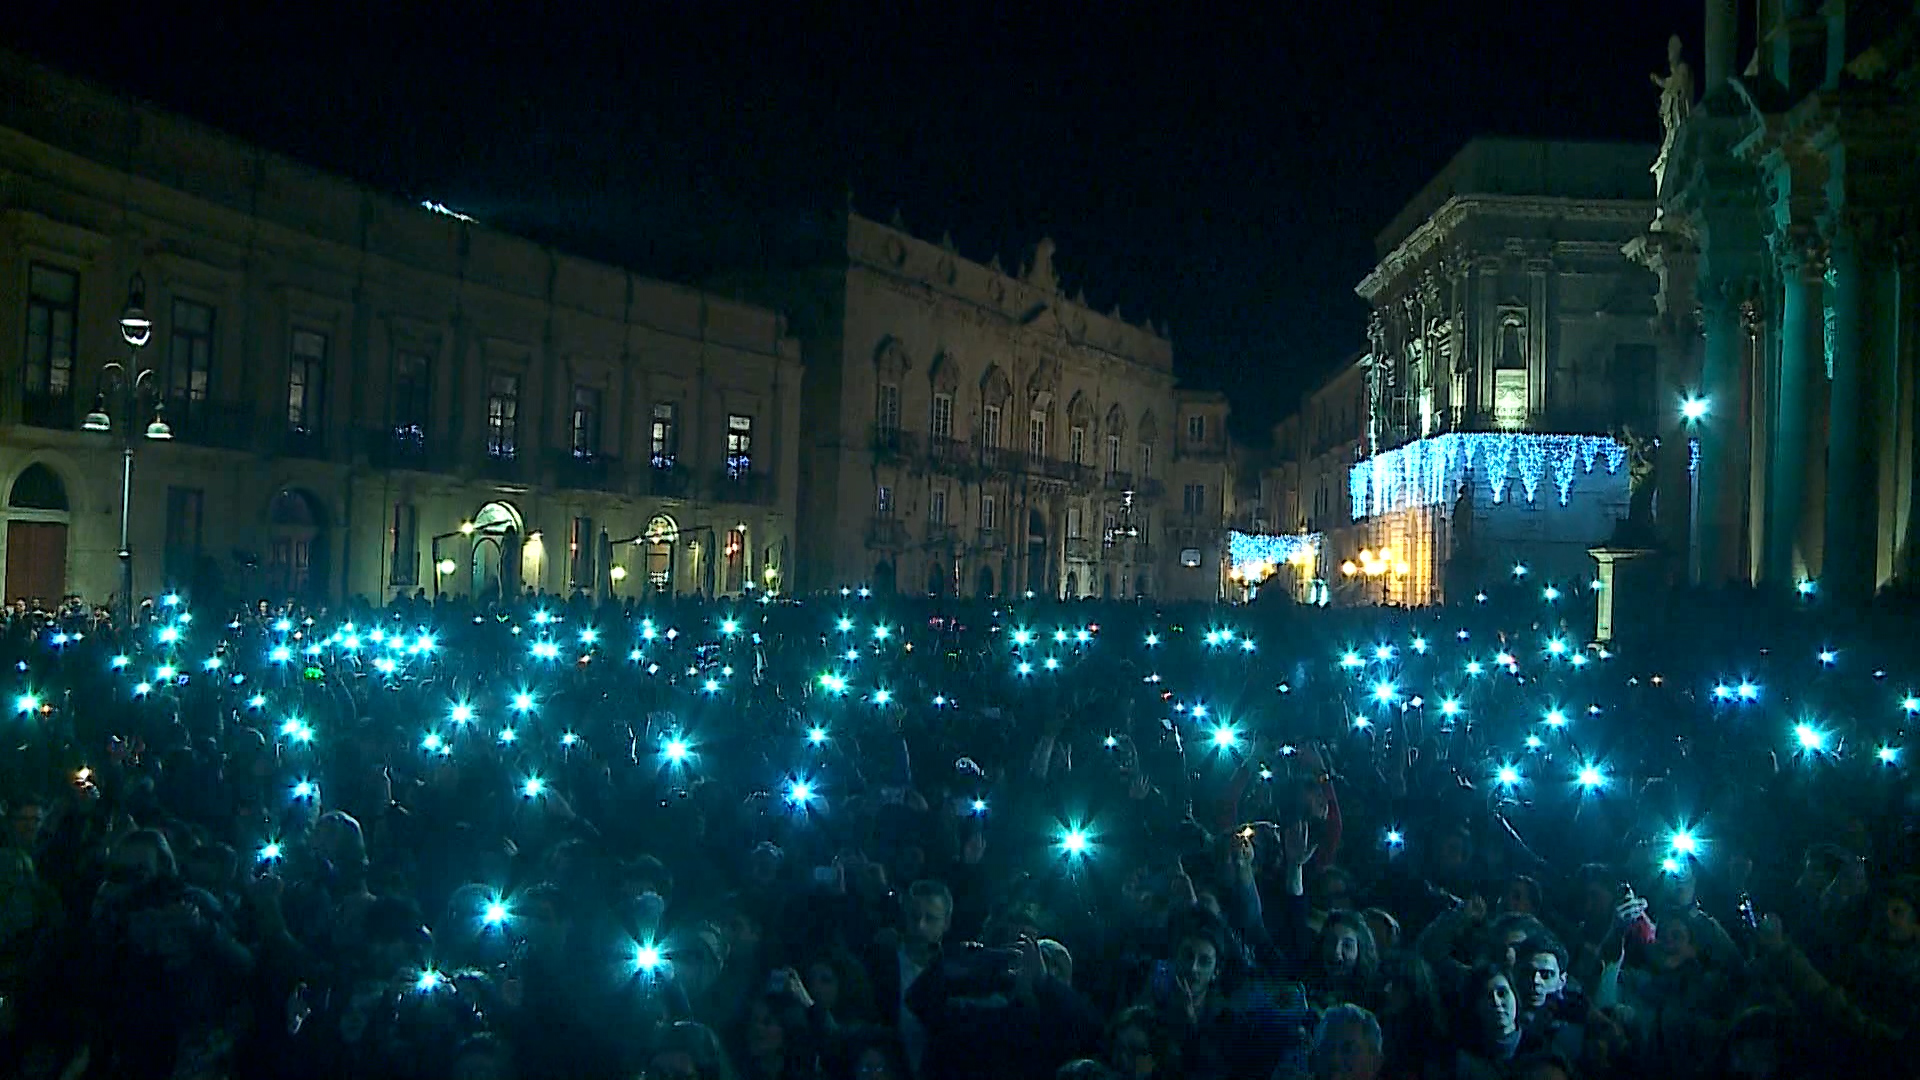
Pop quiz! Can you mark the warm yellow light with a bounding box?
[459,521,475,535]
[1359,548,1374,561]
[436,558,457,576]
[1341,560,1359,576]
[763,566,778,582]
[609,565,629,582]
[1395,561,1411,576]
[1379,546,1394,562]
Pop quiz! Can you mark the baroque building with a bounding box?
[719,214,1203,600]
[1263,354,1368,604]
[1342,139,1662,605]
[0,55,801,608]
[1635,0,1920,602]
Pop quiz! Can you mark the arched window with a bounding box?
[7,464,67,511]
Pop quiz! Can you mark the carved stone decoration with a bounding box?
[1025,238,1059,294]
[875,336,913,380]
[884,236,907,267]
[936,256,956,285]
[1650,34,1694,204]
[928,350,960,394]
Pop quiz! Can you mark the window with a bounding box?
[288,330,327,433]
[1107,433,1122,474]
[24,264,78,426]
[1183,483,1207,516]
[1104,510,1118,539]
[163,487,204,585]
[650,402,678,466]
[1493,370,1527,431]
[1028,413,1047,457]
[1187,413,1206,443]
[1067,506,1083,539]
[1138,443,1153,479]
[877,384,901,432]
[931,393,954,441]
[981,493,997,532]
[392,350,431,441]
[929,488,948,524]
[166,299,215,437]
[569,516,595,591]
[982,403,1002,449]
[390,503,419,587]
[876,484,894,515]
[1070,426,1087,465]
[726,414,754,477]
[570,386,602,458]
[486,373,520,457]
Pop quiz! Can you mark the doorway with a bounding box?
[4,464,70,605]
[266,488,327,599]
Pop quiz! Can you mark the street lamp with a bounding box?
[84,274,171,622]
[1680,395,1708,584]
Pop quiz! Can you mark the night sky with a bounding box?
[7,2,1701,441]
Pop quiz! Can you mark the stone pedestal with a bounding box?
[1589,546,1662,644]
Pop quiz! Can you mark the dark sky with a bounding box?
[7,2,1700,441]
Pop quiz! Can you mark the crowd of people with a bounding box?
[0,571,1916,1080]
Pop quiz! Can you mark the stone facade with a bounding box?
[719,214,1204,600]
[0,55,802,608]
[1342,140,1662,605]
[1269,354,1368,602]
[1645,0,1920,602]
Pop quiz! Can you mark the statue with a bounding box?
[1649,35,1694,206]
[1026,238,1059,294]
[1610,426,1661,546]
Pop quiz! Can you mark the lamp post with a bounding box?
[1680,395,1708,585]
[83,274,171,623]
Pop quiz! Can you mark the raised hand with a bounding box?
[1281,820,1318,869]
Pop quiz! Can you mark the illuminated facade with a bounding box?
[1637,1,1920,601]
[0,55,801,608]
[717,215,1186,599]
[1265,355,1368,603]
[1347,139,1661,604]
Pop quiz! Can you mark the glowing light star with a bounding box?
[522,777,545,798]
[532,611,553,626]
[1258,767,1274,780]
[720,618,739,636]
[1576,765,1607,790]
[483,902,509,927]
[1465,661,1485,676]
[1475,592,1489,603]
[111,654,130,669]
[1904,696,1920,714]
[579,627,600,645]
[342,635,362,651]
[1571,654,1590,668]
[373,657,397,675]
[1543,586,1561,602]
[1144,632,1160,647]
[971,798,988,814]
[872,625,892,642]
[1240,638,1257,653]
[1670,830,1700,856]
[1385,830,1405,846]
[1060,828,1090,855]
[1495,652,1515,668]
[808,727,828,745]
[292,781,316,799]
[1819,649,1838,665]
[665,628,680,642]
[629,649,643,662]
[1737,682,1759,700]
[421,732,445,753]
[414,635,436,653]
[1525,734,1544,750]
[1662,856,1683,875]
[932,695,948,707]
[1681,396,1709,421]
[1340,651,1364,669]
[274,618,293,633]
[1513,564,1529,577]
[1016,661,1033,676]
[1439,698,1462,717]
[270,645,292,663]
[1547,638,1568,656]
[1372,681,1398,705]
[163,593,182,607]
[158,626,180,644]
[248,694,267,709]
[641,623,659,641]
[512,693,535,712]
[259,842,283,862]
[1544,709,1568,728]
[1190,703,1209,719]
[1203,630,1222,647]
[561,732,579,747]
[702,679,721,694]
[1374,644,1395,661]
[843,648,860,662]
[415,970,445,993]
[835,617,854,634]
[1211,725,1238,749]
[1043,656,1060,671]
[786,780,814,805]
[451,704,474,724]
[1411,636,1429,654]
[13,694,38,714]
[1712,683,1734,701]
[818,673,848,694]
[1794,724,1826,751]
[1075,628,1091,643]
[498,727,519,745]
[531,641,561,660]
[1879,745,1901,764]
[291,724,315,744]
[1797,580,1817,596]
[634,945,663,972]
[1352,716,1373,730]
[663,738,690,762]
[859,587,873,598]
[1495,764,1522,787]
[873,689,893,705]
[1052,629,1069,644]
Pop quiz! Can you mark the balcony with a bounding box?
[926,521,958,546]
[279,427,329,461]
[479,447,524,484]
[1065,537,1096,562]
[870,425,919,461]
[976,445,1026,475]
[927,437,972,473]
[866,516,908,548]
[359,427,437,470]
[710,469,773,506]
[1104,470,1135,492]
[20,392,74,430]
[1032,456,1094,487]
[977,527,1005,550]
[648,459,692,498]
[549,450,618,493]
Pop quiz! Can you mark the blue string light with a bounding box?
[1228,531,1322,570]
[1349,432,1628,521]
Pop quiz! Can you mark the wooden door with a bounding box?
[5,521,67,605]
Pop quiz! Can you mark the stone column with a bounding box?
[1763,244,1824,587]
[1822,225,1872,600]
[1696,281,1743,584]
[1705,0,1737,89]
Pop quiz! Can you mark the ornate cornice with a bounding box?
[1356,195,1656,301]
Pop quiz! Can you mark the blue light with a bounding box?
[1016,661,1033,676]
[483,901,509,927]
[1880,745,1901,764]
[269,645,291,663]
[808,726,828,745]
[579,627,599,645]
[1576,764,1608,790]
[873,688,893,705]
[111,654,130,669]
[1465,661,1485,676]
[1411,636,1429,654]
[1060,828,1090,855]
[872,625,892,642]
[512,692,535,712]
[522,777,545,798]
[1544,709,1568,728]
[1340,651,1363,669]
[158,626,180,644]
[1819,649,1837,665]
[787,779,815,805]
[1797,580,1817,596]
[1543,585,1560,601]
[1794,724,1826,752]
[1143,632,1160,647]
[1524,734,1544,750]
[1372,681,1398,705]
[1439,698,1462,717]
[1737,681,1759,700]
[1043,656,1060,670]
[1211,725,1238,749]
[1495,764,1522,787]
[1374,644,1395,661]
[720,618,739,636]
[664,738,690,762]
[835,617,853,633]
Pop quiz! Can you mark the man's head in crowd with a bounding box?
[1310,1003,1384,1080]
[7,797,44,851]
[902,879,952,957]
[1516,936,1569,1010]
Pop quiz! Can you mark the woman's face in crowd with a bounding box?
[1478,973,1518,1037]
[744,1001,784,1058]
[1324,925,1361,974]
[803,961,840,1010]
[1652,922,1698,971]
[1111,1023,1157,1080]
[1174,936,1218,996]
[1318,1016,1382,1080]
[1499,879,1535,914]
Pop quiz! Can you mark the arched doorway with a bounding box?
[5,463,70,605]
[1134,572,1149,598]
[468,501,523,601]
[926,562,945,597]
[873,559,895,594]
[975,564,995,598]
[1064,570,1078,599]
[1025,508,1049,595]
[643,514,678,596]
[266,488,328,599]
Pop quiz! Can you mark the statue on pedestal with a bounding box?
[1650,35,1695,207]
[1609,426,1661,547]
